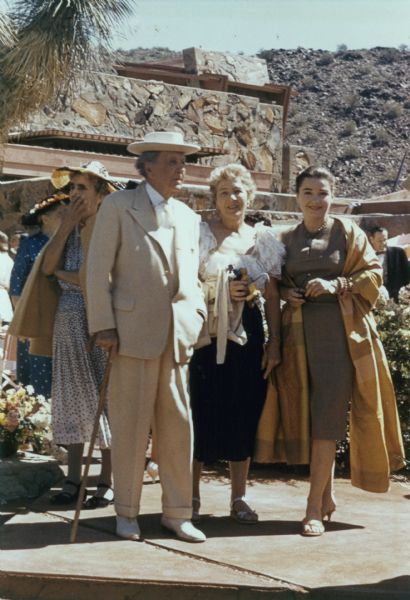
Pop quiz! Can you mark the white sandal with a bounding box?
[230,496,258,524]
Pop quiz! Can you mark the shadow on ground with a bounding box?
[0,511,365,550]
[312,575,410,599]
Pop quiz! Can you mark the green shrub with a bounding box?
[316,53,334,66]
[300,76,316,91]
[372,128,390,147]
[343,93,360,112]
[341,144,360,159]
[374,297,410,460]
[383,101,403,120]
[292,112,308,127]
[357,64,373,76]
[380,167,397,185]
[378,48,400,64]
[340,120,357,137]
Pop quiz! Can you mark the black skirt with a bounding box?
[189,304,267,463]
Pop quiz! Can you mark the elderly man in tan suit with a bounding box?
[86,131,207,542]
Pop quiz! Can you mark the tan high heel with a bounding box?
[322,499,336,522]
[322,509,335,522]
[146,460,159,483]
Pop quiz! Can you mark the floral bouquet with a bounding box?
[0,385,51,458]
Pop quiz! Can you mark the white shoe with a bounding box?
[116,516,141,541]
[161,516,206,543]
[146,460,159,483]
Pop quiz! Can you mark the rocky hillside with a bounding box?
[260,47,410,198]
[116,46,409,199]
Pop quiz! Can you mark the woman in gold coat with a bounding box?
[255,166,405,536]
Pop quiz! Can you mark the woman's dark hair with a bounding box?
[135,151,160,178]
[21,204,61,228]
[87,174,112,196]
[296,166,336,194]
[21,213,39,227]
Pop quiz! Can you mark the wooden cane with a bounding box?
[70,352,112,543]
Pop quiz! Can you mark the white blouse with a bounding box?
[0,252,13,323]
[197,221,285,364]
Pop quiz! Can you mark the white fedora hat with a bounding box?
[127,131,201,156]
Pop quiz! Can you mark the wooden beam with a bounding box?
[0,144,272,191]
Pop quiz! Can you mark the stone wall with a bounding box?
[183,47,270,85]
[20,72,283,190]
[4,176,408,237]
[0,178,53,234]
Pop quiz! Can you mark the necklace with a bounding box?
[302,218,331,253]
[302,218,330,237]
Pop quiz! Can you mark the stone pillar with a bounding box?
[282,143,315,193]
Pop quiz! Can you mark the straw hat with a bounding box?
[127,131,200,156]
[51,160,117,193]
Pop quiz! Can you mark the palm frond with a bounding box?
[0,12,15,48]
[0,0,134,134]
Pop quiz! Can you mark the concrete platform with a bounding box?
[0,464,409,600]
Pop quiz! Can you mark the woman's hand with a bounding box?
[229,279,249,302]
[282,287,305,307]
[304,278,338,297]
[95,328,119,358]
[262,338,281,379]
[64,197,90,227]
[54,270,80,285]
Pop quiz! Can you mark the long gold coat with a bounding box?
[255,217,405,493]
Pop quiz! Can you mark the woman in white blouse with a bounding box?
[189,164,285,523]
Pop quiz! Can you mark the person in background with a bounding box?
[9,193,68,396]
[368,225,410,303]
[189,164,284,524]
[267,166,404,537]
[8,231,27,261]
[0,232,14,326]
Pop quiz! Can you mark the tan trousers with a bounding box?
[108,332,193,519]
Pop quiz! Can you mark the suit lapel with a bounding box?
[127,183,157,233]
[127,183,173,269]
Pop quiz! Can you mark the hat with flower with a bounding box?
[29,191,70,216]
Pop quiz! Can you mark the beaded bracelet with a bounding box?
[336,276,353,295]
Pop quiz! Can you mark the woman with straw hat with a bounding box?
[41,161,117,507]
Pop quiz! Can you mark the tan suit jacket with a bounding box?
[86,183,206,363]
